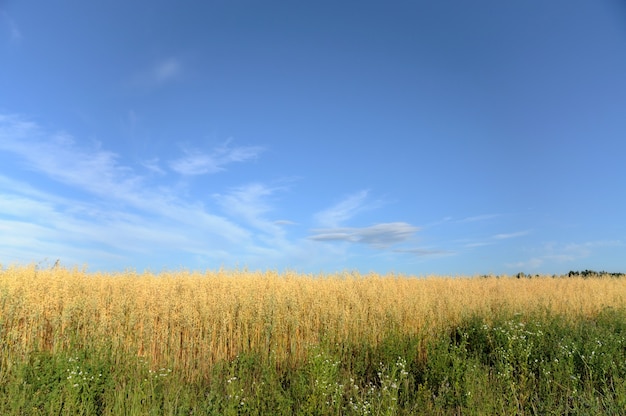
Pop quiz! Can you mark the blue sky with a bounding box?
[1,0,625,275]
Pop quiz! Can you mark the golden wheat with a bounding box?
[1,265,624,382]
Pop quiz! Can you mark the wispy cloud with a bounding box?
[457,229,529,250]
[0,114,348,272]
[464,241,493,248]
[274,220,297,226]
[170,151,220,175]
[422,213,501,229]
[493,230,530,240]
[0,115,139,196]
[506,240,623,271]
[459,214,500,223]
[393,247,453,257]
[309,222,419,249]
[0,114,375,271]
[0,114,434,272]
[0,182,159,266]
[141,158,166,175]
[153,58,181,83]
[310,191,423,251]
[548,241,622,261]
[214,183,286,237]
[1,11,22,44]
[0,114,258,268]
[170,141,263,176]
[131,57,183,88]
[506,258,544,270]
[314,190,372,227]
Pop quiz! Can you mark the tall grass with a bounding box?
[1,266,625,378]
[1,265,625,414]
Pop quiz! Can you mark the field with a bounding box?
[1,265,626,414]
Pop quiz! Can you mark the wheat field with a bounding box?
[1,265,624,384]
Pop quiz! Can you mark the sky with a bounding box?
[1,0,625,275]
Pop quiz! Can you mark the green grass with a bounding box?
[2,309,626,415]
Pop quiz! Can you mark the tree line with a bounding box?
[511,270,626,279]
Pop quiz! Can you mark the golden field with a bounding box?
[1,265,624,383]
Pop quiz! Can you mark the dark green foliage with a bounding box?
[567,270,626,278]
[1,348,113,415]
[511,270,626,278]
[1,310,626,414]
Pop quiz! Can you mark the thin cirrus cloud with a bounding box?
[314,190,371,227]
[153,58,181,84]
[141,157,166,175]
[310,191,421,250]
[309,222,420,249]
[0,184,237,268]
[0,11,22,43]
[0,113,430,270]
[0,114,344,270]
[0,114,143,197]
[508,240,623,270]
[213,183,285,237]
[393,247,452,257]
[0,115,256,261]
[131,57,183,88]
[169,142,264,176]
[274,220,297,226]
[455,230,528,251]
[458,214,501,223]
[493,230,530,240]
[0,178,146,265]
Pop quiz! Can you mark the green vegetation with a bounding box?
[2,308,625,415]
[567,270,626,278]
[3,266,626,414]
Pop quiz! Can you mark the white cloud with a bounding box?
[0,181,252,269]
[310,191,420,251]
[464,241,493,248]
[0,116,249,239]
[458,214,500,223]
[130,57,183,88]
[170,141,263,176]
[170,151,220,175]
[0,114,431,272]
[0,115,143,198]
[141,158,166,175]
[274,220,296,226]
[0,190,136,266]
[506,240,623,272]
[1,11,22,44]
[314,190,371,227]
[214,183,286,237]
[557,240,621,259]
[153,58,181,83]
[0,114,332,271]
[506,258,544,270]
[0,115,257,267]
[393,247,453,257]
[309,222,419,249]
[493,230,530,240]
[459,229,529,250]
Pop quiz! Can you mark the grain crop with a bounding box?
[1,265,624,384]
